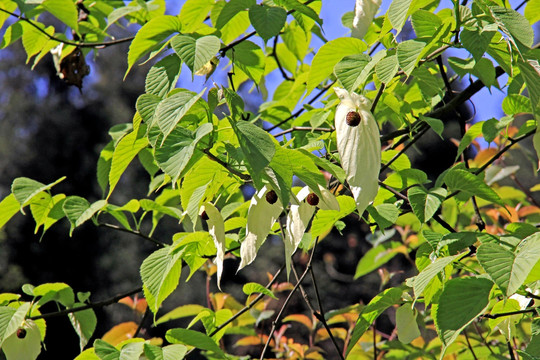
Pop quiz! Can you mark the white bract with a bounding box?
[2,320,42,360]
[200,202,226,289]
[284,185,340,278]
[351,0,382,39]
[334,87,381,215]
[238,186,283,270]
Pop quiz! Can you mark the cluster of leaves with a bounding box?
[0,0,539,359]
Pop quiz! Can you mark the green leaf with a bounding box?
[477,233,540,297]
[94,339,119,359]
[335,51,386,92]
[502,94,532,115]
[144,343,188,360]
[154,123,213,184]
[30,193,66,235]
[460,29,494,61]
[21,24,53,63]
[68,304,96,351]
[274,0,322,25]
[42,0,78,30]
[524,0,540,24]
[108,129,149,199]
[242,282,277,300]
[11,176,66,211]
[155,304,206,325]
[411,9,441,38]
[145,54,181,98]
[473,57,496,88]
[387,0,413,33]
[226,40,265,84]
[491,7,534,48]
[0,302,31,345]
[435,277,492,352]
[354,241,403,279]
[232,121,275,185]
[396,304,421,344]
[367,203,399,230]
[375,54,399,84]
[33,282,74,307]
[155,89,206,142]
[0,194,20,229]
[171,35,220,74]
[140,247,184,314]
[455,121,483,160]
[443,168,504,206]
[165,328,225,357]
[178,0,215,33]
[248,4,287,43]
[126,15,182,76]
[517,59,540,116]
[346,287,403,356]
[63,197,106,236]
[306,37,367,95]
[413,255,459,299]
[407,186,447,223]
[311,195,356,238]
[397,39,425,76]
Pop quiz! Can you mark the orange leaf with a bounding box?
[118,295,147,315]
[283,314,313,329]
[471,148,498,167]
[101,322,138,346]
[314,327,348,343]
[235,335,271,347]
[518,205,540,218]
[499,205,519,223]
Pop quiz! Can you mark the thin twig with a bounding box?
[464,330,478,360]
[370,84,386,113]
[29,287,142,320]
[507,341,516,360]
[482,307,539,319]
[260,240,319,360]
[273,36,293,81]
[98,222,165,247]
[203,148,251,181]
[472,321,494,354]
[208,265,284,337]
[0,8,134,48]
[273,126,334,138]
[134,307,151,338]
[432,214,457,233]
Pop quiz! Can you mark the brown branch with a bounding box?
[0,8,134,48]
[273,36,293,81]
[98,222,165,247]
[29,287,142,320]
[273,126,334,138]
[207,265,284,337]
[482,307,539,319]
[202,148,251,181]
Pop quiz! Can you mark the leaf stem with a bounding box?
[97,222,165,247]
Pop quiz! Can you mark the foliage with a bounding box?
[0,0,539,359]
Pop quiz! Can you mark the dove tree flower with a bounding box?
[351,0,383,39]
[334,87,381,216]
[200,202,226,289]
[284,185,340,277]
[239,185,283,270]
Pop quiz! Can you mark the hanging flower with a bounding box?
[334,87,381,216]
[200,202,226,289]
[238,185,283,270]
[284,185,340,277]
[351,0,382,40]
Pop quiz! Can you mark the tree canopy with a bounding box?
[0,0,539,359]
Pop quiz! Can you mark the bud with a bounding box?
[200,210,209,220]
[16,328,26,339]
[346,111,362,126]
[306,192,320,206]
[265,190,278,204]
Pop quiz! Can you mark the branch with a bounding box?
[202,148,251,181]
[29,287,142,320]
[482,307,539,319]
[98,222,165,247]
[260,241,319,359]
[273,126,333,138]
[273,36,293,81]
[207,265,284,337]
[0,8,134,48]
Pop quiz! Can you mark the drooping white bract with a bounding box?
[201,202,226,289]
[284,185,340,278]
[2,320,42,360]
[351,0,382,39]
[334,87,381,216]
[238,185,283,270]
